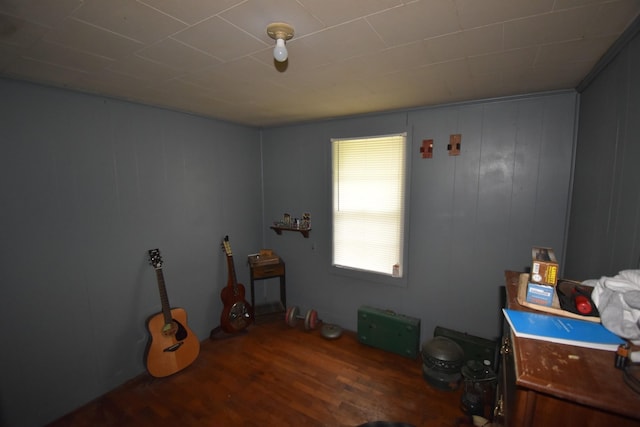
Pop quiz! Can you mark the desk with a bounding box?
[495,271,640,426]
[249,259,286,318]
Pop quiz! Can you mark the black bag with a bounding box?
[557,280,600,317]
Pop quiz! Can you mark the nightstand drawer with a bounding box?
[251,263,285,279]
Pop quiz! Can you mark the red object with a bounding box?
[575,295,592,314]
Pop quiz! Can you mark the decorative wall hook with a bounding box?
[448,134,461,156]
[420,139,433,159]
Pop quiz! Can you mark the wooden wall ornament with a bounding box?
[420,139,433,159]
[448,134,461,156]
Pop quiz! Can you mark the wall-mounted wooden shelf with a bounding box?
[270,226,311,238]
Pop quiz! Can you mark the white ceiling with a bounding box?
[1,0,639,127]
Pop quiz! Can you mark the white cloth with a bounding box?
[584,270,640,345]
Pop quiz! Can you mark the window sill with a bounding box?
[330,264,408,288]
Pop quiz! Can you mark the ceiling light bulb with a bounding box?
[273,38,288,62]
[267,23,294,63]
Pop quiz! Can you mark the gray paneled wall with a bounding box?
[260,92,577,347]
[0,79,262,427]
[0,77,578,427]
[565,30,640,279]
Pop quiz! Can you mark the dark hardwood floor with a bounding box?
[47,315,468,427]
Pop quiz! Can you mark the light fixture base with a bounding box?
[267,22,294,41]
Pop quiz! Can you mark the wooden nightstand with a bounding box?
[248,258,286,318]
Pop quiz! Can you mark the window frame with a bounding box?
[329,131,411,288]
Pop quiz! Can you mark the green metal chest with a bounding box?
[357,305,421,359]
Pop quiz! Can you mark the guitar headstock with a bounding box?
[222,235,233,257]
[148,249,163,269]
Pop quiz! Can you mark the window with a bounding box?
[332,133,407,278]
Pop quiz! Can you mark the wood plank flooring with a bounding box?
[47,316,468,427]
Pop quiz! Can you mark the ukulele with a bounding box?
[145,249,200,378]
[220,236,253,333]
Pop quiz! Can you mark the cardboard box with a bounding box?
[531,247,558,286]
[526,282,555,306]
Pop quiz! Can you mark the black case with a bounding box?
[433,326,497,368]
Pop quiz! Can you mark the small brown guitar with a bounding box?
[145,249,200,378]
[220,236,253,333]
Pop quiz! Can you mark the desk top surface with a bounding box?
[504,270,640,420]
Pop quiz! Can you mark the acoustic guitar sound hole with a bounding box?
[162,320,188,341]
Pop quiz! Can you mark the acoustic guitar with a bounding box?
[145,249,200,378]
[220,236,253,333]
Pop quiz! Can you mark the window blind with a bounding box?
[332,133,406,276]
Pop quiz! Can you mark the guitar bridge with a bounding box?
[163,341,184,352]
